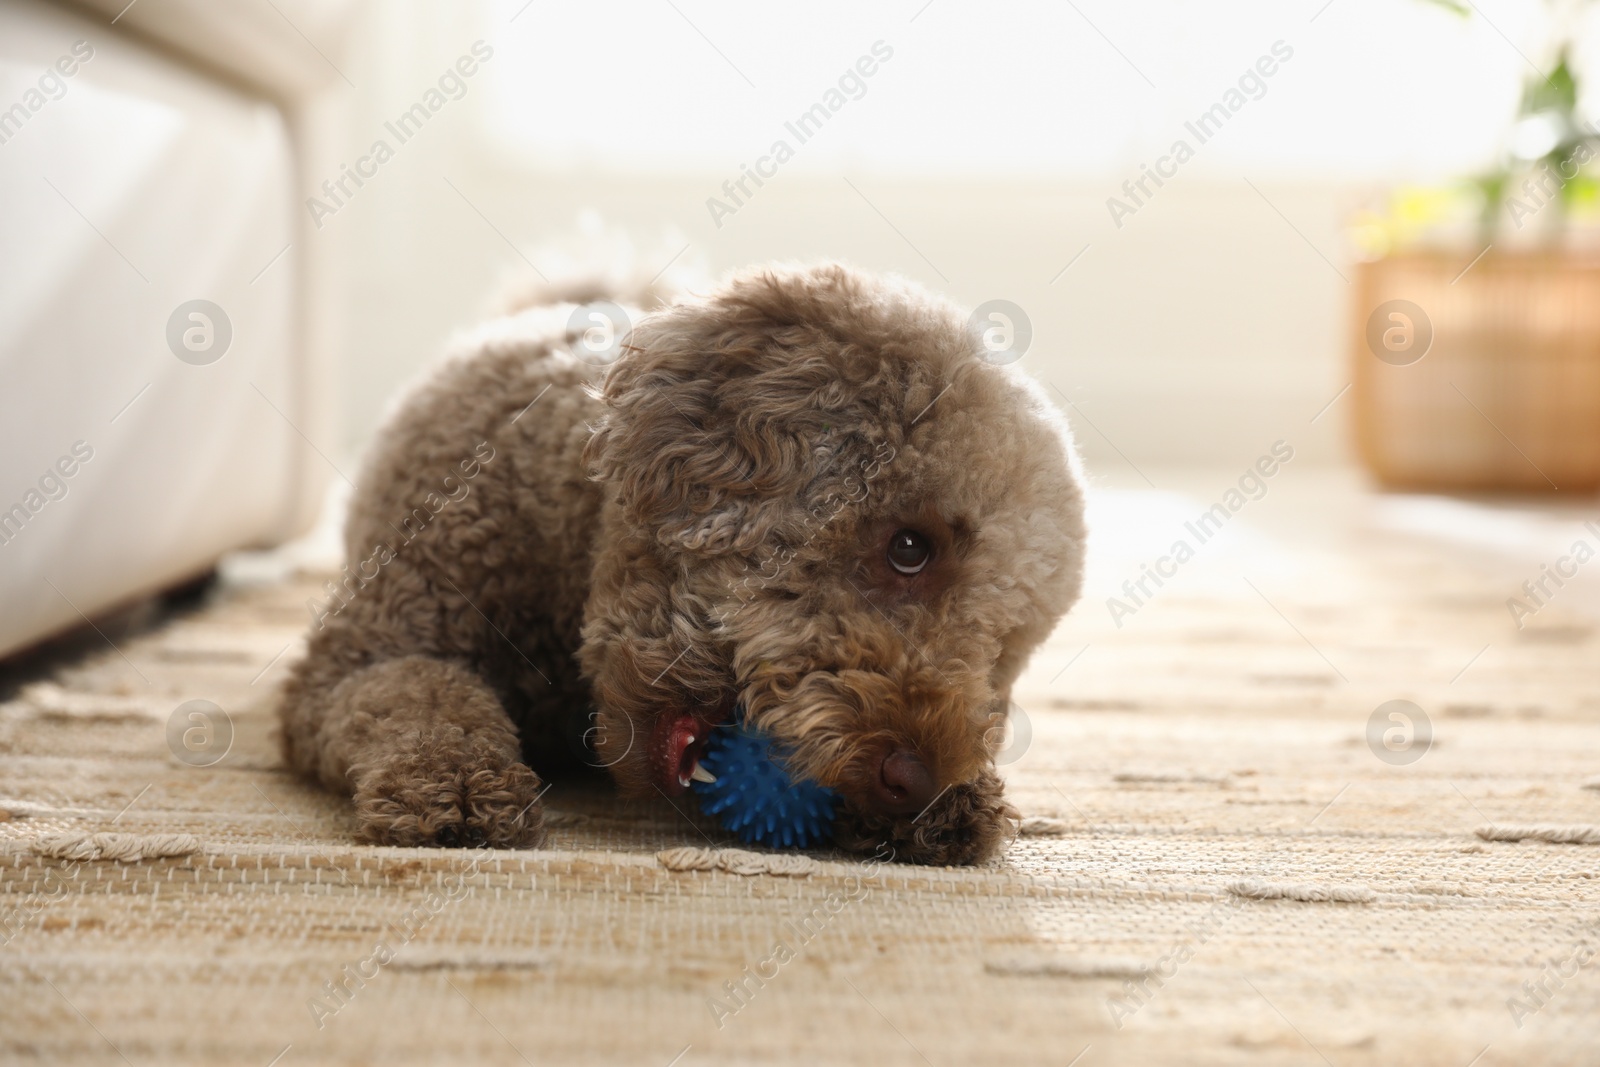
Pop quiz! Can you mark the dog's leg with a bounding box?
[832,770,1017,866]
[283,653,545,848]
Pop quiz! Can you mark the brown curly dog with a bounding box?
[278,263,1086,864]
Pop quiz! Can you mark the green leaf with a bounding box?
[1471,172,1508,243]
[1525,51,1578,115]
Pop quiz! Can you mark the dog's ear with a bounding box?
[585,296,863,556]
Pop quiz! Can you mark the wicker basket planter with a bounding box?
[1352,251,1600,492]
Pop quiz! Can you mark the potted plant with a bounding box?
[1350,1,1600,492]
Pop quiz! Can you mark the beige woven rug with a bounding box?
[3,471,1598,1066]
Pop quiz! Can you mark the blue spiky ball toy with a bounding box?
[691,711,837,849]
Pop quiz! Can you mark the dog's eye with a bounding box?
[887,529,932,575]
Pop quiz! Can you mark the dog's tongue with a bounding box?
[659,714,707,795]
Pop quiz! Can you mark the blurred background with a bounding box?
[4,0,1600,654]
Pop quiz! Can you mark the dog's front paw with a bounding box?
[349,729,546,849]
[833,770,1017,866]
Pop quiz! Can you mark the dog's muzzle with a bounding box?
[869,748,937,816]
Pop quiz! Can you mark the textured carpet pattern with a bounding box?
[2,477,1598,1065]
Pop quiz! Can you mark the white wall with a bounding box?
[336,165,1360,471]
[307,0,1590,473]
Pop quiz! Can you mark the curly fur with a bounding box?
[833,771,1019,867]
[278,263,1085,864]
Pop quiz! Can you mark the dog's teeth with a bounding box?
[678,773,692,789]
[689,760,717,784]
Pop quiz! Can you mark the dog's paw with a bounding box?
[349,731,546,849]
[833,770,1017,866]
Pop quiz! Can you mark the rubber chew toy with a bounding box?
[691,712,838,849]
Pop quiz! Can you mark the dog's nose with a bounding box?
[873,749,937,816]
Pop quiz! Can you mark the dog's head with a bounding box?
[579,263,1084,842]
